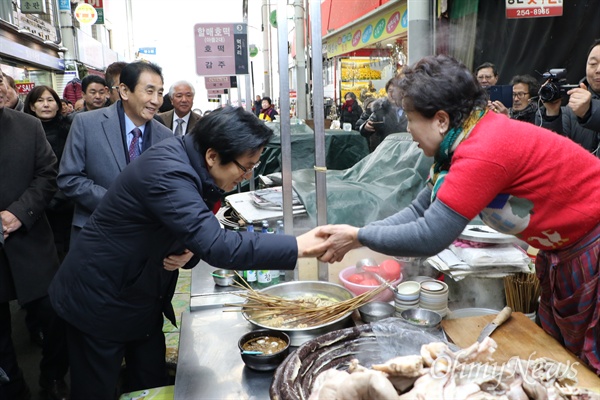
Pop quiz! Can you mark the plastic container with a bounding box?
[338,266,403,302]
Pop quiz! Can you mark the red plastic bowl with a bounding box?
[338,266,403,302]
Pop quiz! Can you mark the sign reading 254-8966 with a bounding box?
[194,23,248,76]
[506,0,563,19]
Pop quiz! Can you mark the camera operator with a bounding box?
[357,78,408,152]
[539,39,600,158]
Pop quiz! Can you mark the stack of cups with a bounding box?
[394,281,421,316]
[419,280,449,318]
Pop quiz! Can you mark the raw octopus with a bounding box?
[308,337,599,400]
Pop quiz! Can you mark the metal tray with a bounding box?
[242,281,355,346]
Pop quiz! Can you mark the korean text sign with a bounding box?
[195,23,248,76]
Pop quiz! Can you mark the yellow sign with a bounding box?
[324,4,407,58]
[74,3,97,26]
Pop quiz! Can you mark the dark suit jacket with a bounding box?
[0,108,59,305]
[157,110,201,134]
[49,135,298,341]
[58,101,173,231]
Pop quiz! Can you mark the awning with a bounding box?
[323,1,407,58]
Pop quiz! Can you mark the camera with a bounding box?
[538,68,578,102]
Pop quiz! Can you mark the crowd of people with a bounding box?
[1,38,599,400]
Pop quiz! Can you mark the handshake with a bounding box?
[297,224,361,263]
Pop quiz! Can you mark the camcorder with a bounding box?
[538,69,578,102]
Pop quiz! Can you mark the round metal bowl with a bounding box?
[358,301,395,323]
[212,269,235,286]
[400,308,442,329]
[242,281,355,346]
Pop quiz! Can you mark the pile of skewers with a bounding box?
[503,272,541,313]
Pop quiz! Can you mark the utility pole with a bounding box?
[262,0,271,96]
[294,0,307,119]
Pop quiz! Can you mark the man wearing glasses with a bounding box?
[491,74,540,124]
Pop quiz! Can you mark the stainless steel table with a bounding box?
[174,308,274,400]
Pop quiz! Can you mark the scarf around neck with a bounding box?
[428,108,487,201]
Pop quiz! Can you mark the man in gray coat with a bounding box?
[58,62,175,246]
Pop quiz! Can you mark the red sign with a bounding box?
[506,0,563,19]
[16,82,35,94]
[83,0,102,7]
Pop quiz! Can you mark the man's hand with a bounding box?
[1,210,22,240]
[296,227,328,258]
[543,98,562,116]
[489,100,509,116]
[163,249,193,271]
[309,224,361,264]
[567,83,592,118]
[363,121,376,132]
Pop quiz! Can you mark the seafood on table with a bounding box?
[308,337,599,400]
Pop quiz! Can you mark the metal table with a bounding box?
[174,308,274,400]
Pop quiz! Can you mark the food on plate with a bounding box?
[309,337,595,400]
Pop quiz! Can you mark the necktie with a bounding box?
[174,118,184,137]
[128,128,142,162]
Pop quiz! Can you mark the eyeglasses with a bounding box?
[512,92,529,99]
[477,75,494,80]
[111,86,119,90]
[232,159,261,175]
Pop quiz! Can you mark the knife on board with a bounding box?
[476,306,512,343]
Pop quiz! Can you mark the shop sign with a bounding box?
[505,0,563,19]
[204,76,237,89]
[83,0,104,24]
[194,23,249,76]
[58,0,70,11]
[138,47,157,55]
[0,37,64,70]
[15,81,35,94]
[20,0,47,14]
[208,89,226,95]
[74,3,97,26]
[324,4,407,58]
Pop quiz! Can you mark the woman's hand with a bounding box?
[309,224,361,263]
[163,249,193,271]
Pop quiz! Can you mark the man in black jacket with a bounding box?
[539,38,600,158]
[49,106,325,398]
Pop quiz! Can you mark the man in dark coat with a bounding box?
[0,75,69,400]
[49,106,324,399]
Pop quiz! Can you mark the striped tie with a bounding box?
[174,118,184,137]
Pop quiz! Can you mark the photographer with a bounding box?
[358,79,408,152]
[539,39,600,158]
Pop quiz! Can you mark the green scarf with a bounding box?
[429,108,487,201]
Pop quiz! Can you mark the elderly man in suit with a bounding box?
[58,61,176,246]
[157,80,200,136]
[0,74,69,400]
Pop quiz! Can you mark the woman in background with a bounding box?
[24,86,74,262]
[258,96,278,121]
[339,92,362,129]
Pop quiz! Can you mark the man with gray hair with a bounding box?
[157,80,200,136]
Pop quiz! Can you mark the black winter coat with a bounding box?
[358,98,408,152]
[0,108,59,305]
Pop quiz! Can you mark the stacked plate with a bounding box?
[393,281,421,315]
[419,280,449,317]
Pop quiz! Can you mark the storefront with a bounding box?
[322,1,407,108]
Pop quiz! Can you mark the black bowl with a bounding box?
[238,329,290,371]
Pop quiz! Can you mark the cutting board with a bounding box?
[442,312,600,390]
